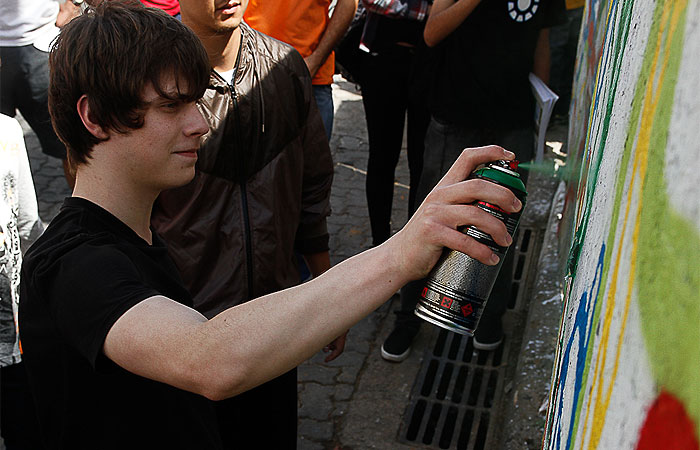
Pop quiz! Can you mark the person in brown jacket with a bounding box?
[150,0,340,447]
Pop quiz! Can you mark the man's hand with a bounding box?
[323,331,348,362]
[386,145,522,281]
[303,0,358,78]
[304,54,324,78]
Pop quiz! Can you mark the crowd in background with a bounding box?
[0,0,582,448]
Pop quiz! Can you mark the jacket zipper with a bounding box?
[230,39,255,300]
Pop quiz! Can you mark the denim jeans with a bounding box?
[312,84,333,141]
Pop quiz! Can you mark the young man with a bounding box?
[150,0,336,446]
[20,2,521,449]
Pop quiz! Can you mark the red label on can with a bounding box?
[441,296,454,308]
[461,304,474,317]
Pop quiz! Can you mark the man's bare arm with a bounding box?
[423,0,481,47]
[305,0,358,77]
[104,146,521,401]
[532,28,551,84]
[302,250,347,362]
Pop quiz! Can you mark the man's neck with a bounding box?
[198,26,243,74]
[72,168,157,245]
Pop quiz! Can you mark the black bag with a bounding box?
[334,15,366,84]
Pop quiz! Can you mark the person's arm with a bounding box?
[532,28,551,84]
[362,0,430,21]
[303,250,348,362]
[13,124,45,252]
[305,0,359,77]
[423,0,480,47]
[104,145,521,401]
[304,251,331,278]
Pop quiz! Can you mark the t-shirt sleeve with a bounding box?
[42,242,160,368]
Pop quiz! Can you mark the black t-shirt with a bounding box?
[427,0,565,128]
[19,198,223,450]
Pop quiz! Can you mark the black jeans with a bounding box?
[395,117,533,331]
[359,45,431,246]
[0,45,65,159]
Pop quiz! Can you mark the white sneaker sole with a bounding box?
[472,337,503,351]
[380,344,410,362]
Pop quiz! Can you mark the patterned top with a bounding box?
[0,114,44,367]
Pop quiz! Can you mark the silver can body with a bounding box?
[414,161,526,335]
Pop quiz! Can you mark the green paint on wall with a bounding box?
[566,1,638,443]
[636,3,700,435]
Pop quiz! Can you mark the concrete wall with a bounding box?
[543,0,700,449]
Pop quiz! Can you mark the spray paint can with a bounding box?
[414,160,527,335]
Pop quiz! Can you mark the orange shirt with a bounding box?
[244,0,334,85]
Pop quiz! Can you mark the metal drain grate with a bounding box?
[398,227,543,450]
[399,331,510,450]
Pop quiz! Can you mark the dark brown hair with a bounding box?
[48,1,210,165]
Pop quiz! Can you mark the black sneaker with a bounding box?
[473,318,503,351]
[381,327,417,362]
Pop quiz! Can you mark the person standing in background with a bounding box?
[0,0,81,187]
[245,0,358,140]
[549,0,584,122]
[151,0,338,447]
[381,0,565,362]
[140,0,181,19]
[0,114,45,450]
[354,0,432,249]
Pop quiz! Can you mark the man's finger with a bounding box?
[434,227,502,266]
[435,145,515,189]
[431,178,522,215]
[436,204,512,247]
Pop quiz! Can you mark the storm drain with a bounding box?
[398,226,544,450]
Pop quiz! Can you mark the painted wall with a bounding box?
[543,0,700,449]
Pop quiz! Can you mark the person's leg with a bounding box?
[0,47,20,118]
[473,127,533,350]
[15,45,66,160]
[312,84,334,141]
[360,51,411,246]
[381,118,483,361]
[214,368,298,449]
[405,98,431,217]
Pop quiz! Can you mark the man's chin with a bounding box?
[213,14,244,33]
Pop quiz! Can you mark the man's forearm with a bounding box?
[532,28,551,84]
[306,0,358,76]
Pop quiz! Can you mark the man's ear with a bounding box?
[76,95,109,139]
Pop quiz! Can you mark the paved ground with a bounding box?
[18,75,564,449]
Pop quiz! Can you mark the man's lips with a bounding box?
[217,1,240,14]
[174,149,198,158]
